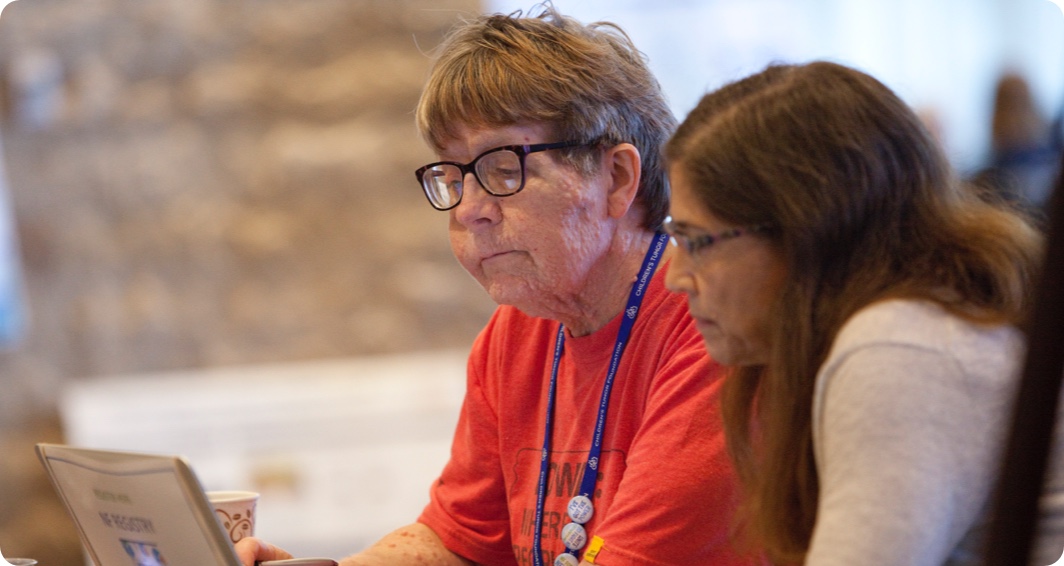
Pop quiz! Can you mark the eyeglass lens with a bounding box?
[420,149,524,210]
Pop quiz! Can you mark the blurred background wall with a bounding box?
[0,0,1061,563]
[492,0,1064,174]
[0,1,488,562]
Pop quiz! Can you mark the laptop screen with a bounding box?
[36,443,240,566]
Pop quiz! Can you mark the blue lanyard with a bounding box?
[531,232,669,566]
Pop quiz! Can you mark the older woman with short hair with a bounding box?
[240,6,755,566]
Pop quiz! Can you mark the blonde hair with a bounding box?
[667,61,1043,563]
[416,4,676,228]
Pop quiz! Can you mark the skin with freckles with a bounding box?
[236,523,472,566]
[232,4,717,564]
[445,121,654,337]
[235,123,655,566]
[663,166,788,367]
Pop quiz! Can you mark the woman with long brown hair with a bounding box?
[663,60,1062,565]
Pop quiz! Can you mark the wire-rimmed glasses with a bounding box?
[415,140,585,211]
[662,215,773,260]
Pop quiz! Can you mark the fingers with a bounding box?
[234,537,294,566]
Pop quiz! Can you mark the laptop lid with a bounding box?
[36,443,240,566]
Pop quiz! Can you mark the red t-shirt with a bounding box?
[419,266,756,565]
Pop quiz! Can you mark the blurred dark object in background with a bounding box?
[984,146,1064,564]
[971,72,1062,217]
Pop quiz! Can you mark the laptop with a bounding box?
[36,443,336,566]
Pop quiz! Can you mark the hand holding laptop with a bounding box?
[234,536,336,566]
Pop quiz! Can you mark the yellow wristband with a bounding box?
[584,535,606,564]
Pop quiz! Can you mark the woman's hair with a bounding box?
[665,61,1043,563]
[416,3,676,229]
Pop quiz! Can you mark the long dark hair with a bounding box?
[666,61,1042,563]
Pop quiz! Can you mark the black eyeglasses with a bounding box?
[662,216,773,259]
[415,140,586,211]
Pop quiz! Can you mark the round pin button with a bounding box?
[554,552,580,566]
[561,521,588,550]
[567,495,594,524]
[553,553,578,566]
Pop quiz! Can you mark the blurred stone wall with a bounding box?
[0,0,492,562]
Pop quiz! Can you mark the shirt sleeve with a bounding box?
[807,343,1010,566]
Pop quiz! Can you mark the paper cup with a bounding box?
[207,490,259,544]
